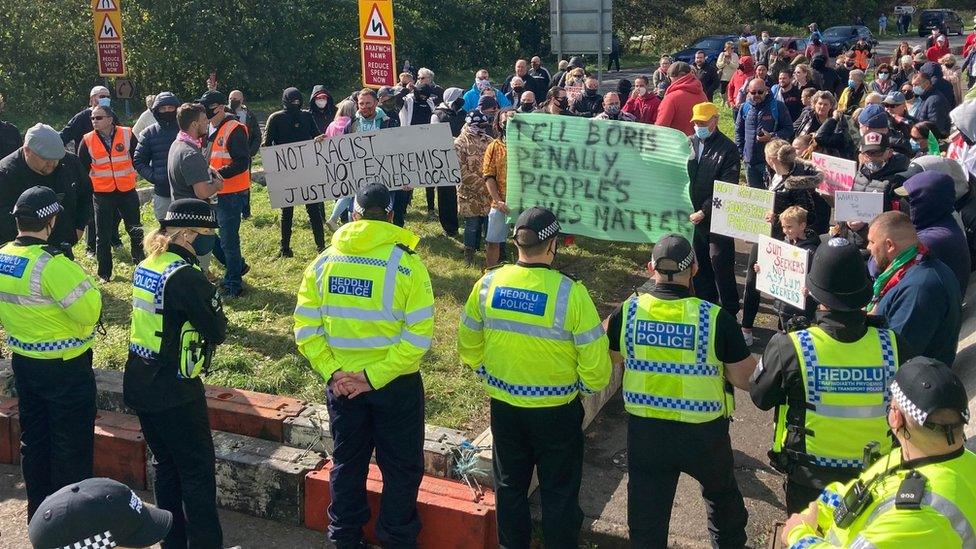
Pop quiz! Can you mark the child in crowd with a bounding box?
[754,206,820,330]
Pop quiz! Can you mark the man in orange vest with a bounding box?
[78,105,144,282]
[198,90,251,298]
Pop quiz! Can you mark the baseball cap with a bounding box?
[89,85,110,98]
[513,207,561,245]
[859,131,889,153]
[857,104,888,129]
[651,233,696,275]
[162,198,219,229]
[24,123,66,161]
[690,102,718,123]
[913,52,927,64]
[353,183,393,214]
[890,357,969,442]
[197,90,227,106]
[28,478,172,548]
[883,91,906,105]
[12,186,63,219]
[377,85,394,98]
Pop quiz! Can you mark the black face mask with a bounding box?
[557,97,569,108]
[229,99,242,111]
[584,87,597,96]
[513,86,524,93]
[204,105,221,119]
[157,110,177,126]
[520,103,535,112]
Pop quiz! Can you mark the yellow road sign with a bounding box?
[91,0,126,76]
[358,0,396,88]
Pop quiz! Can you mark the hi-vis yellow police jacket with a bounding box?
[293,220,434,389]
[457,263,612,408]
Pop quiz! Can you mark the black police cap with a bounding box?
[12,186,63,219]
[891,357,970,427]
[513,207,561,244]
[162,198,219,229]
[354,183,393,214]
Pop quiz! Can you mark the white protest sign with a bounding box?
[710,181,774,243]
[756,234,809,309]
[834,191,884,223]
[260,123,460,208]
[812,152,857,196]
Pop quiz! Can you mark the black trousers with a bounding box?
[280,203,326,251]
[491,398,584,549]
[392,190,413,227]
[607,53,621,71]
[425,186,436,211]
[436,186,459,236]
[692,227,740,316]
[785,480,823,515]
[137,397,223,549]
[742,243,761,329]
[628,415,748,549]
[326,372,425,549]
[94,190,144,279]
[86,210,122,252]
[12,350,96,522]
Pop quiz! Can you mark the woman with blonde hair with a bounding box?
[125,198,228,547]
[940,54,964,105]
[740,138,827,344]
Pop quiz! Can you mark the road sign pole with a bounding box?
[555,0,562,66]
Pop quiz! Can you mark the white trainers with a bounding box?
[741,329,754,346]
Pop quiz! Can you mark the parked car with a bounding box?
[821,25,877,56]
[670,34,739,65]
[918,9,965,37]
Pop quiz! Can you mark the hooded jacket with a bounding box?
[948,100,976,179]
[462,83,511,113]
[655,73,708,136]
[350,106,393,133]
[622,92,661,124]
[901,172,971,293]
[570,87,604,118]
[727,56,756,108]
[400,85,438,127]
[133,91,181,198]
[263,87,320,147]
[769,160,826,238]
[811,56,842,96]
[431,87,467,137]
[914,85,951,138]
[308,85,337,135]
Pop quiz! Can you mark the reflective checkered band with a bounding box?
[61,530,116,549]
[624,360,719,376]
[808,455,863,468]
[797,329,896,406]
[622,391,723,412]
[7,332,94,353]
[129,343,158,360]
[878,329,896,402]
[695,301,710,366]
[35,201,62,219]
[164,210,217,224]
[536,220,560,241]
[890,380,928,425]
[320,254,411,276]
[818,489,842,509]
[154,260,189,309]
[788,535,821,549]
[475,365,579,397]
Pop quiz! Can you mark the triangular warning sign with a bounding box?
[94,0,117,11]
[99,15,120,39]
[363,5,390,39]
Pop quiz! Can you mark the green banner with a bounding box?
[505,113,693,243]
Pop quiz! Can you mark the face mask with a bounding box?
[285,101,301,112]
[910,140,921,152]
[557,97,569,108]
[190,233,217,256]
[912,85,925,96]
[585,87,597,96]
[846,62,854,68]
[513,86,524,93]
[476,78,489,88]
[864,160,884,173]
[520,102,535,112]
[315,99,328,109]
[636,86,647,96]
[877,73,889,81]
[694,126,712,139]
[204,106,220,119]
[229,99,242,111]
[848,80,856,89]
[98,97,111,107]
[763,37,771,44]
[157,111,177,126]
[605,105,621,116]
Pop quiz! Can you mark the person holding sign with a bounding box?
[605,234,756,548]
[850,131,911,208]
[688,102,742,316]
[482,109,514,268]
[457,207,610,549]
[754,206,820,330]
[750,237,915,514]
[294,183,434,548]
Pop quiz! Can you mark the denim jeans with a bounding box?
[329,197,354,224]
[744,161,768,189]
[463,216,488,249]
[212,191,247,293]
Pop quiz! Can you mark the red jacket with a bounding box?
[963,32,976,58]
[622,92,661,124]
[727,56,756,108]
[927,44,950,62]
[655,73,708,135]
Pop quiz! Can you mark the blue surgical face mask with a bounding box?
[877,73,889,81]
[910,140,921,152]
[848,80,856,89]
[912,85,925,96]
[605,104,621,116]
[190,233,217,256]
[694,126,712,140]
[98,96,111,107]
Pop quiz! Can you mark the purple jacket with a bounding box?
[902,171,971,293]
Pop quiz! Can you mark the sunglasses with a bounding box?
[749,91,766,95]
[90,116,107,121]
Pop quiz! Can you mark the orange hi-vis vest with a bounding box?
[209,118,250,194]
[83,126,136,193]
